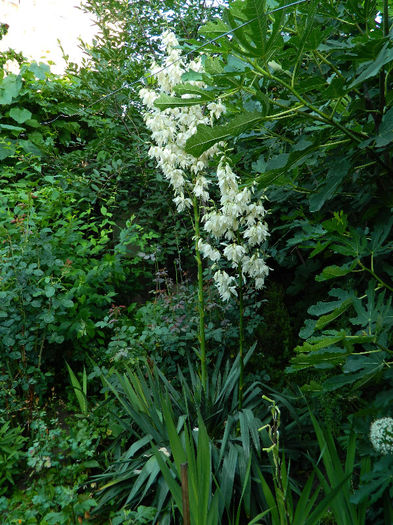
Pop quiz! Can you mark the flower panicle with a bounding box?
[139,30,270,300]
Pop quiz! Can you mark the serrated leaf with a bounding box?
[185,112,263,157]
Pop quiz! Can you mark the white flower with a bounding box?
[245,202,267,225]
[173,195,192,212]
[223,243,246,264]
[208,100,226,120]
[370,417,393,454]
[213,270,237,301]
[243,255,269,279]
[193,176,210,201]
[138,31,271,300]
[255,277,266,289]
[139,88,158,108]
[243,222,269,246]
[204,212,231,238]
[165,168,185,190]
[162,30,179,50]
[197,239,221,262]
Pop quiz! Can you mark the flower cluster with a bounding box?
[200,158,269,300]
[370,417,393,455]
[139,30,225,212]
[139,31,269,301]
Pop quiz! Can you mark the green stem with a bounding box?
[238,265,244,410]
[358,259,393,293]
[252,63,391,171]
[193,196,207,390]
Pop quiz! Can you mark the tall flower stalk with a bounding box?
[238,264,245,409]
[139,31,224,388]
[193,196,207,389]
[140,31,269,399]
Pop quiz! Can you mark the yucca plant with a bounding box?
[153,407,221,525]
[93,350,270,522]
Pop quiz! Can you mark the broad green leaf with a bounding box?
[375,107,393,147]
[0,75,22,105]
[349,42,393,88]
[45,285,56,298]
[243,0,266,55]
[174,83,215,100]
[185,112,263,157]
[323,369,377,390]
[0,124,24,132]
[20,139,42,156]
[291,0,319,79]
[316,263,355,282]
[29,61,50,79]
[295,335,346,352]
[343,353,385,374]
[289,346,348,372]
[315,298,353,330]
[199,18,230,39]
[9,107,32,124]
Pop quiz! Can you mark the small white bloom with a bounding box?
[208,100,226,120]
[213,270,237,301]
[255,277,266,289]
[370,417,393,454]
[244,222,269,246]
[173,195,192,212]
[223,243,246,264]
[139,88,158,108]
[198,239,221,262]
[243,255,269,280]
[193,176,210,201]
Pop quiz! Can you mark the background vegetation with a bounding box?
[1,0,393,523]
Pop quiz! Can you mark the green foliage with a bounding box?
[97,275,264,377]
[66,363,88,415]
[2,0,393,522]
[94,353,268,522]
[152,413,221,525]
[183,0,393,422]
[251,405,364,525]
[0,170,152,408]
[0,409,106,524]
[0,421,26,494]
[310,414,369,525]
